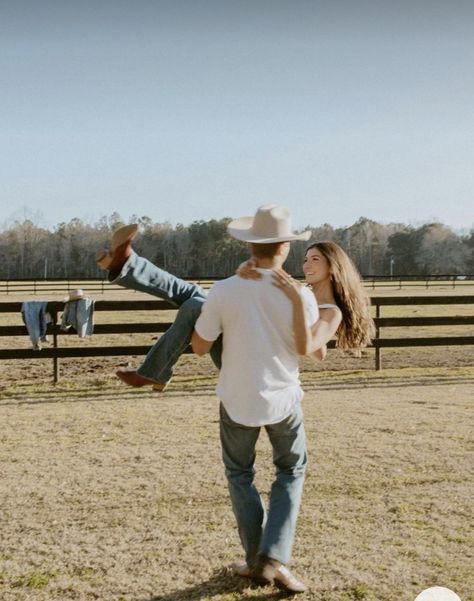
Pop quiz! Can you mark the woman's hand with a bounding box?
[236,258,261,280]
[271,268,302,302]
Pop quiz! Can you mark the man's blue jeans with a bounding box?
[111,252,222,383]
[219,402,307,567]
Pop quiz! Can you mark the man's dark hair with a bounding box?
[249,242,286,259]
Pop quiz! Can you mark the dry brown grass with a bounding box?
[1,286,473,599]
[1,374,473,601]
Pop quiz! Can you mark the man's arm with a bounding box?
[191,330,214,356]
[192,284,223,356]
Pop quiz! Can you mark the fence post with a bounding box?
[375,303,381,371]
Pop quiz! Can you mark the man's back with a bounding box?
[195,269,318,426]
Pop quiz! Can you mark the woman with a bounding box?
[266,242,374,358]
[96,226,373,389]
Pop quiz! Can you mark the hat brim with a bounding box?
[228,216,311,243]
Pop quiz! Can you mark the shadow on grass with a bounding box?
[0,383,217,406]
[146,568,292,601]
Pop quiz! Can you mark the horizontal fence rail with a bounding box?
[0,279,222,295]
[1,275,473,296]
[370,295,474,369]
[1,295,473,381]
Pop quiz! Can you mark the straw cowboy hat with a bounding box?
[63,289,85,302]
[227,204,311,243]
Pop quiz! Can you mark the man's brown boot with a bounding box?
[251,556,307,594]
[229,561,251,578]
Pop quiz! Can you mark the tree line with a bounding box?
[0,213,472,279]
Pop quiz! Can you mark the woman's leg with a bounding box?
[110,251,206,306]
[97,226,217,388]
[111,253,222,386]
[137,297,222,384]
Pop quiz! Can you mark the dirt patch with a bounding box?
[0,380,473,601]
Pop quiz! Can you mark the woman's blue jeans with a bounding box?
[220,402,307,567]
[110,252,222,383]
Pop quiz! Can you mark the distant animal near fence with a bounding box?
[0,275,473,296]
[0,295,473,382]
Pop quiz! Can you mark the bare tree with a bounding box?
[0,215,470,279]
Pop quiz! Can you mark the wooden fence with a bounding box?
[370,295,474,369]
[0,279,219,295]
[1,295,473,382]
[1,276,473,296]
[363,275,474,290]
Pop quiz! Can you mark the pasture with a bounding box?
[0,375,473,601]
[1,285,473,600]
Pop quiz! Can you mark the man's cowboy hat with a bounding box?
[63,289,85,302]
[227,204,311,243]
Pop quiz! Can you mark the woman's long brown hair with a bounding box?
[308,242,375,350]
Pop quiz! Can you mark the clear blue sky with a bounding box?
[1,0,473,232]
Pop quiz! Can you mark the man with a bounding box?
[191,204,318,593]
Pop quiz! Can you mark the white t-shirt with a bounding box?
[194,269,318,426]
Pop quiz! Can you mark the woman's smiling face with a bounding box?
[303,247,331,285]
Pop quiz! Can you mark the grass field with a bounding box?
[1,374,473,601]
[1,287,473,600]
